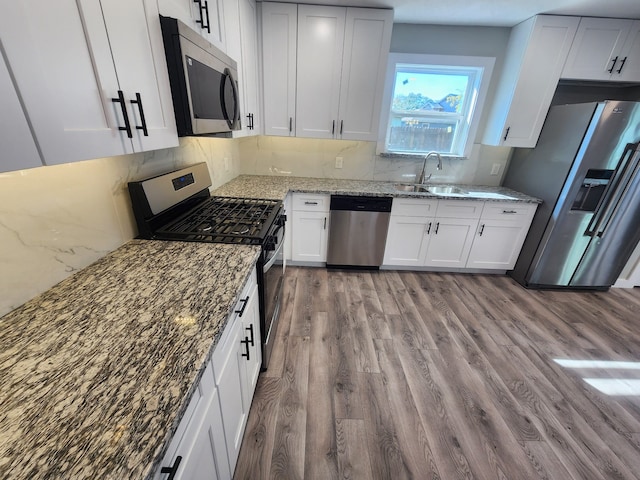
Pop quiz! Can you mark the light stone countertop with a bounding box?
[211,175,542,203]
[0,240,261,479]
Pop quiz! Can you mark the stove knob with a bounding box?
[277,214,287,226]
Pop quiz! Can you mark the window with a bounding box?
[378,54,495,158]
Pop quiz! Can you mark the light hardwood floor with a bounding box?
[234,267,640,479]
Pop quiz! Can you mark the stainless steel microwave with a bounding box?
[160,16,240,136]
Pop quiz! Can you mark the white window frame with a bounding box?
[377,53,495,158]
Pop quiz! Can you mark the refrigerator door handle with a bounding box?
[589,143,640,238]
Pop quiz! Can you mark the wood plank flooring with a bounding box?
[234,268,640,479]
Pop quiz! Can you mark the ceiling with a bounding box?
[272,0,640,27]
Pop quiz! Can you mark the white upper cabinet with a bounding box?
[338,8,393,141]
[225,0,261,136]
[296,5,393,140]
[296,5,345,139]
[261,2,298,136]
[482,15,580,148]
[159,0,227,51]
[562,18,640,82]
[0,54,42,172]
[1,0,177,167]
[261,3,392,141]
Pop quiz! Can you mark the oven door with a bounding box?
[261,216,285,369]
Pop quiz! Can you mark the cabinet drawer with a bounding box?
[292,193,330,211]
[481,202,537,222]
[391,198,439,217]
[436,200,483,219]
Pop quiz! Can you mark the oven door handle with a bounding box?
[263,223,285,273]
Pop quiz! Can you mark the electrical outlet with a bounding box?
[224,156,230,171]
[490,163,501,176]
[335,156,343,169]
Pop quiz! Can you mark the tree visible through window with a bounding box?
[379,55,494,158]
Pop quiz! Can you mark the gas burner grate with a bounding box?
[155,196,282,244]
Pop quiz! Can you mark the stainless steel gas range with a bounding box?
[128,163,285,369]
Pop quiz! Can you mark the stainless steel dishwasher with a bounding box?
[326,195,392,268]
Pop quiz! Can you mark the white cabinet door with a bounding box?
[466,219,530,270]
[0,0,177,168]
[482,15,579,148]
[424,218,478,268]
[238,0,261,135]
[261,2,297,136]
[215,316,248,475]
[237,279,261,409]
[562,18,640,82]
[202,0,227,52]
[100,0,178,152]
[157,0,201,31]
[228,0,261,136]
[153,361,231,480]
[337,8,393,141]
[466,202,537,270]
[0,53,42,172]
[296,5,345,139]
[382,215,432,266]
[170,388,230,480]
[619,21,640,82]
[291,211,329,262]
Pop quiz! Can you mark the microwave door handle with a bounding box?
[595,146,640,238]
[586,142,639,237]
[220,70,239,129]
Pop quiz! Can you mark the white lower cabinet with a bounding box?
[153,361,230,480]
[383,198,537,271]
[383,198,480,269]
[155,270,259,479]
[291,194,330,263]
[466,202,537,270]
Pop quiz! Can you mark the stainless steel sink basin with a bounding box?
[394,183,429,193]
[426,186,468,195]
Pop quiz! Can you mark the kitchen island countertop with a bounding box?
[211,175,542,203]
[0,240,260,479]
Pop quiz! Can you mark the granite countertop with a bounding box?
[211,175,542,203]
[0,240,260,479]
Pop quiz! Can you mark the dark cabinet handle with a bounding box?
[426,222,432,234]
[434,222,440,234]
[111,90,133,138]
[241,337,250,360]
[608,56,619,73]
[194,0,211,33]
[246,324,255,346]
[479,224,485,236]
[323,217,327,229]
[130,93,148,136]
[289,117,293,132]
[246,113,254,130]
[332,120,335,135]
[235,296,249,316]
[304,201,318,205]
[160,456,182,480]
[503,126,510,142]
[502,210,517,214]
[202,1,211,34]
[617,57,627,74]
[340,120,343,135]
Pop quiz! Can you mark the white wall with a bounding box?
[0,138,240,317]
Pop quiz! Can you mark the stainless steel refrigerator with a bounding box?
[503,100,640,289]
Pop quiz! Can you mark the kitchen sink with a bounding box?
[426,186,468,195]
[394,183,429,192]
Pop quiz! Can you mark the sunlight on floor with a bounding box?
[553,358,640,396]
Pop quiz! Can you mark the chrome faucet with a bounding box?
[417,151,443,184]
